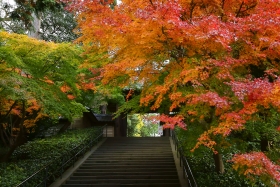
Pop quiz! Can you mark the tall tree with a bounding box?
[0,0,77,42]
[40,7,78,42]
[0,0,25,33]
[66,0,280,184]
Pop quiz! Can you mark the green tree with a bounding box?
[39,5,78,42]
[0,31,85,162]
[0,0,25,33]
[127,114,159,137]
[127,114,140,137]
[0,0,77,42]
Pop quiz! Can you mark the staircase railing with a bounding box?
[15,125,107,187]
[171,130,198,187]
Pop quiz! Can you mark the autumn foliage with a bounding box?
[62,0,280,184]
[231,152,280,186]
[0,31,86,161]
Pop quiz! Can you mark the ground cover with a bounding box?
[0,127,101,187]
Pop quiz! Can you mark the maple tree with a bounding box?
[0,31,85,162]
[64,0,280,184]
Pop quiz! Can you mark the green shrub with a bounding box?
[0,163,26,187]
[175,128,268,187]
[0,127,101,187]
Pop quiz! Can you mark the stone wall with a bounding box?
[70,117,90,129]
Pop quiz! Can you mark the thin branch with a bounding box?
[19,100,26,132]
[189,0,196,21]
[236,1,244,17]
[149,0,154,7]
[0,101,17,122]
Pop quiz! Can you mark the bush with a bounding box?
[0,127,102,187]
[175,128,268,187]
[186,150,253,187]
[0,164,26,187]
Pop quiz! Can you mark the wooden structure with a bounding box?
[83,111,127,137]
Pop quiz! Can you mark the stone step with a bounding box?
[94,148,170,150]
[79,165,176,169]
[62,183,181,187]
[92,151,171,154]
[83,160,175,164]
[89,153,173,156]
[70,175,179,180]
[86,157,174,161]
[100,145,170,147]
[63,137,180,186]
[90,154,173,160]
[75,168,176,172]
[86,157,174,160]
[96,148,171,151]
[65,179,179,184]
[72,171,178,176]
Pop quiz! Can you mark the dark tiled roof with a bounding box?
[93,114,113,122]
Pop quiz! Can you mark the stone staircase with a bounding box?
[61,137,181,187]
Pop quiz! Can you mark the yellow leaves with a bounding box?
[1,31,49,55]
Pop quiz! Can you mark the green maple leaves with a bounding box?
[0,31,85,120]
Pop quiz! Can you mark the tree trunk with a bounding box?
[29,13,41,39]
[28,0,41,39]
[0,124,9,147]
[0,128,27,162]
[0,100,27,162]
[213,153,225,174]
[260,140,273,151]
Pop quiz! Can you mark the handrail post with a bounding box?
[180,150,182,167]
[44,166,48,187]
[173,129,198,187]
[60,156,63,178]
[183,164,185,179]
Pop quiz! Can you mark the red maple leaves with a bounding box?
[231,152,280,184]
[64,0,280,183]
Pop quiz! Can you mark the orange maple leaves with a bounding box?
[231,152,280,184]
[65,0,280,183]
